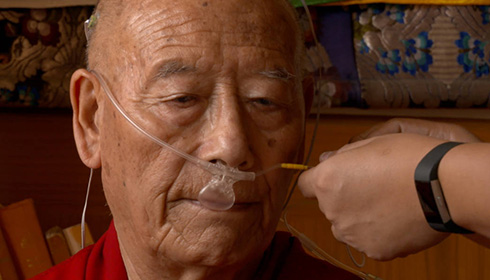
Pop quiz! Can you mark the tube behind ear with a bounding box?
[70,69,102,169]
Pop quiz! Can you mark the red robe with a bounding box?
[31,222,358,279]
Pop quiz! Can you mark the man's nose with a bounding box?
[200,92,254,170]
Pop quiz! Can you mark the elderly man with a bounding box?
[33,0,357,279]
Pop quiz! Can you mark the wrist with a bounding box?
[438,142,490,233]
[414,142,473,234]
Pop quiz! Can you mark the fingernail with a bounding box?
[319,151,334,161]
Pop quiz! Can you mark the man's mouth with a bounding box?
[178,199,260,211]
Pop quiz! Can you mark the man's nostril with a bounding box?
[210,159,226,165]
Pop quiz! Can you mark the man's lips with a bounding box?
[171,198,260,209]
[169,182,265,203]
[176,198,261,205]
[160,199,259,213]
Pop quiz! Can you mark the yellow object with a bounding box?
[63,224,94,255]
[280,163,311,170]
[321,0,488,5]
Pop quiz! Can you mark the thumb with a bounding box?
[297,168,318,198]
[298,150,338,198]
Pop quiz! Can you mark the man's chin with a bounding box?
[160,199,275,266]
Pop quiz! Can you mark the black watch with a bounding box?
[414,142,473,234]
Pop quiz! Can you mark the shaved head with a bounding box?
[85,0,130,72]
[86,0,305,86]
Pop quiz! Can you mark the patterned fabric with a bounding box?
[290,0,343,8]
[1,5,489,109]
[352,5,490,108]
[0,7,91,108]
[324,0,490,5]
[0,1,97,8]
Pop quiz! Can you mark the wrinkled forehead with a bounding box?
[125,0,295,27]
[117,0,299,65]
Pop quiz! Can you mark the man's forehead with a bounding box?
[110,0,297,34]
[115,1,296,59]
[93,0,300,82]
[113,0,294,13]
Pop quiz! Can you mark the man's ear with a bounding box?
[302,74,315,116]
[70,69,102,169]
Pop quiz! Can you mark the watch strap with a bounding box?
[414,142,473,234]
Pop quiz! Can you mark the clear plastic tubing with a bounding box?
[92,71,255,211]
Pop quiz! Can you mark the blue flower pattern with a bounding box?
[368,32,433,76]
[376,50,401,75]
[354,4,490,109]
[0,84,40,106]
[359,5,490,78]
[402,32,433,75]
[479,6,490,25]
[358,6,434,76]
[385,5,406,24]
[359,39,370,54]
[455,32,489,77]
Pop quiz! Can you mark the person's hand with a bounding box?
[298,133,451,260]
[350,118,481,143]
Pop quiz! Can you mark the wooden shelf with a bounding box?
[0,0,96,8]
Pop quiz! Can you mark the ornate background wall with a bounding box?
[0,4,489,111]
[0,6,91,107]
[309,4,490,111]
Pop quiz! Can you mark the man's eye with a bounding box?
[253,98,277,107]
[250,97,283,111]
[169,95,198,107]
[255,98,274,106]
[174,95,195,103]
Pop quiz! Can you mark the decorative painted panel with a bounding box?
[0,7,91,108]
[352,5,490,108]
[0,5,488,110]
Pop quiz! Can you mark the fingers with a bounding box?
[350,118,434,142]
[337,137,378,154]
[350,118,404,142]
[350,118,481,143]
[297,168,317,198]
[299,137,377,199]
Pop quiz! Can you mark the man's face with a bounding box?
[97,0,304,268]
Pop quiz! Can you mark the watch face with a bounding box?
[415,180,444,225]
[430,180,451,223]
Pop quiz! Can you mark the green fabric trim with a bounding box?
[289,0,344,7]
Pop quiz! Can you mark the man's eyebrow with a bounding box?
[151,60,196,80]
[257,67,295,82]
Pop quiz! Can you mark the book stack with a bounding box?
[0,199,94,280]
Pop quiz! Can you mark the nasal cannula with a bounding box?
[92,70,307,211]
